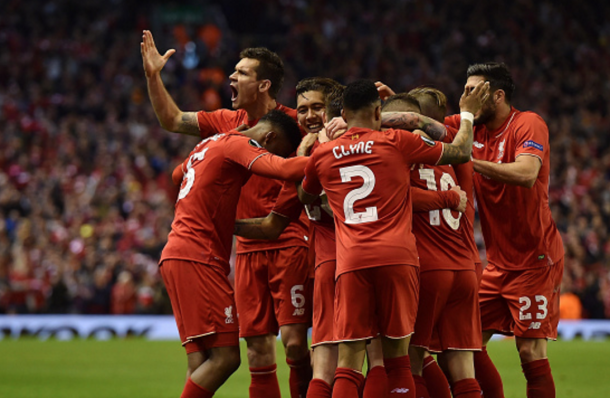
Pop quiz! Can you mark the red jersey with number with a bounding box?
[445,109,564,270]
[410,164,474,271]
[161,132,307,275]
[443,125,480,265]
[197,106,309,254]
[302,127,444,277]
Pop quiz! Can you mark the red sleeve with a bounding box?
[394,129,444,166]
[171,163,183,186]
[301,154,322,196]
[197,109,242,138]
[225,135,307,181]
[513,113,548,164]
[444,114,461,129]
[442,124,459,143]
[411,187,461,212]
[272,181,304,221]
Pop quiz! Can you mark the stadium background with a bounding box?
[1,0,610,396]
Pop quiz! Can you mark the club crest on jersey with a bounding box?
[248,139,263,148]
[497,139,506,160]
[225,306,234,324]
[351,134,360,140]
[523,140,543,151]
[420,136,436,147]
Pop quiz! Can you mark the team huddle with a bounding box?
[141,29,564,398]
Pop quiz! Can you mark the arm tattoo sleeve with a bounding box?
[381,112,447,141]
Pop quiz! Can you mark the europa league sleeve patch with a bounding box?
[523,140,543,151]
[420,135,437,147]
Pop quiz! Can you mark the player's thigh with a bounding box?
[334,269,378,342]
[411,270,454,350]
[374,264,419,340]
[160,259,238,351]
[268,246,312,327]
[479,263,513,334]
[437,270,482,351]
[234,251,277,337]
[312,260,337,347]
[505,262,563,339]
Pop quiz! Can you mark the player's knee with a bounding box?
[284,340,308,360]
[517,340,545,363]
[222,349,242,375]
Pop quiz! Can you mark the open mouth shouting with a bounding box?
[230,84,238,103]
[306,122,323,134]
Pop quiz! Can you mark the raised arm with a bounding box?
[250,155,308,181]
[141,30,200,136]
[437,81,490,165]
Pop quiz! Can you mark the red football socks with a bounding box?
[473,347,505,398]
[413,374,431,398]
[249,364,281,398]
[332,367,364,398]
[422,356,451,398]
[287,352,313,398]
[452,378,481,398]
[363,366,388,398]
[384,355,416,397]
[307,378,333,398]
[181,378,214,398]
[522,359,555,398]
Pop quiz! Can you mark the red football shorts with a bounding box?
[475,262,483,283]
[479,258,564,339]
[234,246,312,337]
[412,270,482,352]
[312,260,336,347]
[160,259,239,354]
[334,264,419,342]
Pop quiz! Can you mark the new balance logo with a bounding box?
[473,141,484,149]
[390,388,410,394]
[225,306,234,324]
[292,308,305,316]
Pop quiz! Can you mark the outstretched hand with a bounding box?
[141,30,176,78]
[459,81,490,115]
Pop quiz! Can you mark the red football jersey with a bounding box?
[197,106,309,253]
[445,109,564,270]
[443,125,480,265]
[302,127,444,277]
[160,132,307,275]
[410,164,474,271]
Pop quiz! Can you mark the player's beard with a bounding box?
[474,101,496,126]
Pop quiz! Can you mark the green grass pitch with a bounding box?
[1,338,609,397]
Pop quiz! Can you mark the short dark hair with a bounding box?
[296,77,343,98]
[467,62,515,102]
[259,110,302,152]
[382,93,421,112]
[240,47,285,99]
[342,80,380,112]
[325,85,345,120]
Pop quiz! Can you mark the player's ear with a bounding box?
[374,105,382,121]
[495,89,505,104]
[264,130,277,145]
[259,79,272,94]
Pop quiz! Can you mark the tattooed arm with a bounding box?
[142,31,200,136]
[381,112,448,141]
[437,81,490,165]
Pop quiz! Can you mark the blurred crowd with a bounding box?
[1,0,609,319]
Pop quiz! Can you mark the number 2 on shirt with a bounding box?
[418,168,462,230]
[178,147,209,200]
[340,165,378,224]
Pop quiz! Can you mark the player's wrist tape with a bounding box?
[460,112,474,124]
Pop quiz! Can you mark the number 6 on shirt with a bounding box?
[340,165,378,224]
[178,147,209,200]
